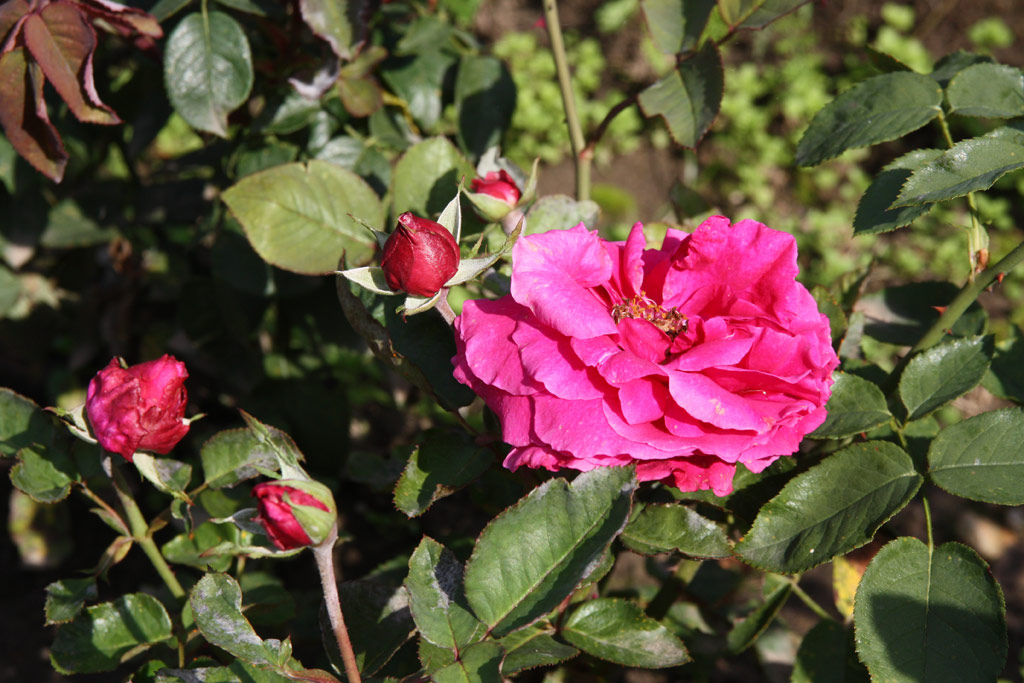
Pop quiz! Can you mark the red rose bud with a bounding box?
[471,170,521,207]
[380,212,459,297]
[85,355,190,461]
[252,480,337,550]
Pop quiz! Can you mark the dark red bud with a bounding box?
[380,212,459,297]
[470,170,521,207]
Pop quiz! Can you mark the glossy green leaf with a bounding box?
[641,0,714,54]
[524,194,600,234]
[455,55,515,160]
[620,502,732,558]
[791,620,869,683]
[796,72,942,166]
[738,0,806,29]
[947,63,1024,119]
[381,50,453,131]
[985,328,1024,402]
[299,0,354,59]
[810,372,891,439]
[928,407,1024,505]
[736,442,922,573]
[894,136,1024,207]
[0,388,48,457]
[44,577,97,625]
[853,149,942,235]
[499,626,579,675]
[854,538,1006,683]
[432,641,503,683]
[164,11,253,137]
[162,521,238,571]
[222,160,383,274]
[11,440,77,503]
[134,453,192,500]
[405,537,483,649]
[563,598,689,667]
[321,581,415,677]
[463,466,636,637]
[51,594,173,674]
[726,575,792,653]
[190,573,285,666]
[391,137,473,218]
[930,50,992,88]
[200,427,279,489]
[394,432,492,517]
[638,41,723,149]
[899,336,993,421]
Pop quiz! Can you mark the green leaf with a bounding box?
[431,641,504,683]
[562,598,689,667]
[861,281,986,346]
[499,626,579,675]
[899,336,993,421]
[641,0,714,54]
[726,575,792,653]
[638,41,723,149]
[162,521,238,571]
[796,72,942,166]
[393,432,493,517]
[0,388,48,457]
[985,328,1024,402]
[45,577,97,625]
[893,135,1024,207]
[463,466,636,637]
[134,453,192,501]
[190,573,285,666]
[299,0,355,59]
[405,537,483,650]
[930,50,992,88]
[164,11,253,137]
[385,306,477,409]
[791,620,870,683]
[392,137,474,218]
[620,502,732,558]
[222,160,384,274]
[381,50,453,131]
[809,372,891,439]
[947,63,1024,119]
[854,538,1006,683]
[736,442,922,573]
[524,194,600,234]
[455,55,515,161]
[11,440,77,503]
[51,594,174,674]
[321,581,415,677]
[40,199,117,247]
[201,427,279,489]
[853,149,942,235]
[928,407,1024,505]
[738,0,806,29]
[0,264,20,317]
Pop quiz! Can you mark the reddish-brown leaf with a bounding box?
[0,48,67,181]
[0,0,30,46]
[75,0,162,40]
[23,1,120,125]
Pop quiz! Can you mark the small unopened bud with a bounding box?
[468,171,522,222]
[380,212,459,297]
[252,479,337,550]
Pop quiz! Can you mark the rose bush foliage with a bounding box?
[85,354,190,460]
[453,217,838,495]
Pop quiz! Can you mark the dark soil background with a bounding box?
[3,1,1024,681]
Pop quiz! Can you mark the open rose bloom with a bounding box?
[452,217,839,496]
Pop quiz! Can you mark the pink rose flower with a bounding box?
[471,170,521,207]
[452,217,838,496]
[381,212,460,297]
[85,354,190,460]
[252,480,337,550]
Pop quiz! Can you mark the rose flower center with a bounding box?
[611,294,689,339]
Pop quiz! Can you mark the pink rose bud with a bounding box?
[252,480,337,550]
[381,212,460,297]
[471,170,521,207]
[85,355,190,461]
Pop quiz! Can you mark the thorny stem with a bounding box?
[543,0,591,202]
[936,110,988,277]
[110,462,186,600]
[313,525,362,683]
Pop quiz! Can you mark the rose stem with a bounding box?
[110,461,186,600]
[543,0,591,202]
[313,524,361,683]
[435,289,456,325]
